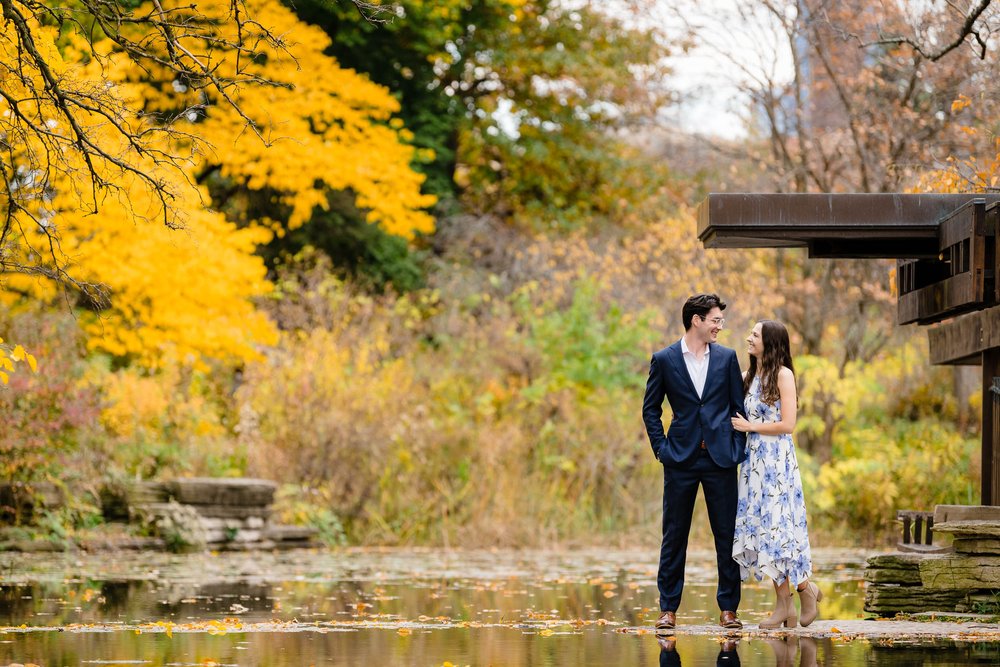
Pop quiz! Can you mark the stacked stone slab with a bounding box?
[122,478,319,551]
[865,505,1000,616]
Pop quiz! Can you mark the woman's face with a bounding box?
[746,322,764,358]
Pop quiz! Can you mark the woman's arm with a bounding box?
[731,367,797,435]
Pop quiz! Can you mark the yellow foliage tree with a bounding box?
[121,0,437,239]
[0,337,37,385]
[0,1,436,367]
[0,22,277,366]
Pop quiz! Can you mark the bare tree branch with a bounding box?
[0,0,296,308]
[871,0,993,61]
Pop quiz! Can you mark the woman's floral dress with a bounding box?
[732,375,813,586]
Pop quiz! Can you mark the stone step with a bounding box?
[167,478,276,507]
[864,565,922,585]
[264,525,319,542]
[953,537,1000,554]
[136,502,271,520]
[933,520,1000,538]
[934,505,1000,524]
[919,554,1000,588]
[864,584,967,615]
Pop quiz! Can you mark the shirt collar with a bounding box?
[680,337,710,358]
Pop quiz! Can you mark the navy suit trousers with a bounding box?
[659,449,741,613]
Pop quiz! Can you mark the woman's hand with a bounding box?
[731,414,753,433]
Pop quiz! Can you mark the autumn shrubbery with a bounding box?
[2,217,982,549]
[232,254,664,545]
[796,344,980,547]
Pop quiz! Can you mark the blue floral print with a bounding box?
[732,376,813,587]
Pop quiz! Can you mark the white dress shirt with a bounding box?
[680,337,710,398]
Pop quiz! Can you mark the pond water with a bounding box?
[0,547,996,666]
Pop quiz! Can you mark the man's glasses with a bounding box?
[701,316,726,328]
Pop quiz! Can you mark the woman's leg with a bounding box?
[759,578,797,628]
[797,578,823,627]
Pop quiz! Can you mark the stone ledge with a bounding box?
[934,505,1000,524]
[933,520,1000,537]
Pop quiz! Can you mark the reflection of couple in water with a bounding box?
[657,636,819,667]
[642,294,823,637]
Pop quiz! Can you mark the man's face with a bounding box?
[692,306,725,343]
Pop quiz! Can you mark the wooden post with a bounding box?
[983,348,1000,505]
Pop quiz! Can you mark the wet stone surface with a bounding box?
[0,547,997,665]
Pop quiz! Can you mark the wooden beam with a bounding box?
[897,200,991,325]
[927,306,1000,365]
[697,193,1000,258]
[984,349,1000,505]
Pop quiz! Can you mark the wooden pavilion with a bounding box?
[696,193,1000,505]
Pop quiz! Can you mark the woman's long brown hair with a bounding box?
[743,320,795,406]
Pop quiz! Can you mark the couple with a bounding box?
[642,293,821,632]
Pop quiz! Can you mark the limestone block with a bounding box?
[864,565,922,585]
[864,583,966,615]
[203,529,263,544]
[264,525,319,542]
[198,517,250,531]
[167,478,276,507]
[919,554,1000,589]
[189,505,271,519]
[934,505,1000,524]
[932,520,1000,537]
[953,538,1000,555]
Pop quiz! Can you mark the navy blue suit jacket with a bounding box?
[642,340,747,469]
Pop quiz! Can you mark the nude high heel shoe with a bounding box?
[759,591,797,629]
[798,581,823,627]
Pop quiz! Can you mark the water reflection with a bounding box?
[658,636,741,666]
[0,549,996,665]
[3,631,999,666]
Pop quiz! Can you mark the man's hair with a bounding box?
[682,293,726,330]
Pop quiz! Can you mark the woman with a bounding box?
[731,320,821,628]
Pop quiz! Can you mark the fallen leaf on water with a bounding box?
[397,628,412,636]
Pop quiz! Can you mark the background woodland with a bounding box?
[1,0,998,548]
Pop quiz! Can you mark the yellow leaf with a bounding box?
[396,627,412,636]
[0,371,8,385]
[26,354,37,372]
[539,629,554,636]
[11,345,24,361]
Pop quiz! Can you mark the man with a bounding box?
[642,293,747,631]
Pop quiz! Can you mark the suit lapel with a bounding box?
[703,343,722,396]
[666,342,699,398]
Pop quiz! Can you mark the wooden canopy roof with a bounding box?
[696,193,1000,258]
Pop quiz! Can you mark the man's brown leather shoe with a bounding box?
[655,610,676,631]
[720,610,742,629]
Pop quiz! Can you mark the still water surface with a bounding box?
[0,548,996,665]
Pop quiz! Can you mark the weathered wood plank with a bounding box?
[897,272,979,325]
[926,307,1000,365]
